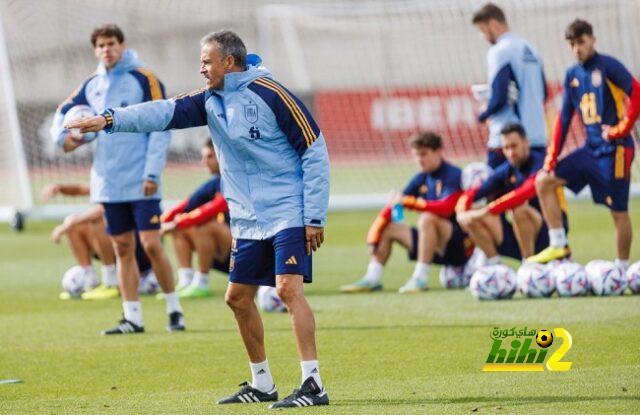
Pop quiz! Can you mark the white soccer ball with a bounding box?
[461,162,492,191]
[256,286,287,312]
[439,265,469,288]
[63,104,97,142]
[552,261,588,297]
[469,264,517,300]
[586,260,627,296]
[139,269,159,295]
[62,265,87,297]
[626,261,640,294]
[517,262,555,298]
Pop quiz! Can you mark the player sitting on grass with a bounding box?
[529,19,639,268]
[341,131,474,294]
[455,123,567,264]
[160,140,231,298]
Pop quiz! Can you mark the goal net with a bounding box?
[1,0,638,220]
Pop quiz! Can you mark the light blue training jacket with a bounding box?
[105,57,330,240]
[478,32,548,149]
[50,49,171,202]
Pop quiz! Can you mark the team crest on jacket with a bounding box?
[244,104,258,123]
[591,70,602,87]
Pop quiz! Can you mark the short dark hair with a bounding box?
[565,19,594,41]
[409,131,443,150]
[472,3,507,25]
[200,29,247,68]
[90,24,125,47]
[500,123,527,138]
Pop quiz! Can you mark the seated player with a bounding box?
[161,140,231,298]
[455,123,567,264]
[44,183,156,300]
[529,19,638,268]
[341,131,473,294]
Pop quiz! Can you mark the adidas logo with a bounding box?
[310,368,318,374]
[149,214,160,224]
[257,369,266,375]
[285,256,298,265]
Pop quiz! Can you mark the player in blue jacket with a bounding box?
[472,3,548,168]
[50,24,184,334]
[530,19,639,267]
[67,30,330,408]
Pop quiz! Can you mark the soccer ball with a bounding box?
[626,261,640,294]
[517,262,555,298]
[439,265,469,288]
[256,286,287,312]
[62,265,93,297]
[469,264,517,300]
[536,330,554,348]
[461,162,492,191]
[63,104,97,143]
[586,260,627,296]
[139,269,159,295]
[551,262,588,297]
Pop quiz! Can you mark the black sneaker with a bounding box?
[167,311,185,332]
[269,377,329,408]
[217,381,278,404]
[101,318,144,335]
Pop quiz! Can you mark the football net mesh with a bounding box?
[0,0,638,219]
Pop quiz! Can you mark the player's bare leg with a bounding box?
[66,223,93,267]
[341,223,412,293]
[140,229,184,331]
[459,214,502,260]
[139,229,176,294]
[225,282,265,361]
[111,231,139,301]
[399,213,451,293]
[511,204,542,258]
[173,227,196,269]
[276,275,317,361]
[82,216,119,299]
[611,211,632,268]
[528,172,571,263]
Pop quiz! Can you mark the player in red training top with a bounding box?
[341,131,473,294]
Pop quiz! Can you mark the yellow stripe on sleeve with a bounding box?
[136,67,163,100]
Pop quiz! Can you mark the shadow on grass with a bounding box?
[335,394,639,407]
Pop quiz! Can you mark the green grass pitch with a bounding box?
[0,199,638,414]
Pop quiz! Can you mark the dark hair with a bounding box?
[472,3,507,25]
[200,29,247,68]
[203,139,214,149]
[500,123,527,138]
[565,19,593,40]
[409,131,443,150]
[90,24,125,46]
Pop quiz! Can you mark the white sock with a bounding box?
[164,292,182,314]
[486,256,502,266]
[101,264,118,287]
[82,266,98,290]
[615,259,629,270]
[250,360,275,393]
[177,268,194,288]
[301,360,323,390]
[123,301,143,326]
[411,262,429,282]
[190,271,209,289]
[548,228,567,248]
[363,261,384,284]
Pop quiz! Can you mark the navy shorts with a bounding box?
[487,146,547,170]
[555,145,634,212]
[409,221,473,266]
[103,200,162,235]
[229,227,311,287]
[498,213,569,260]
